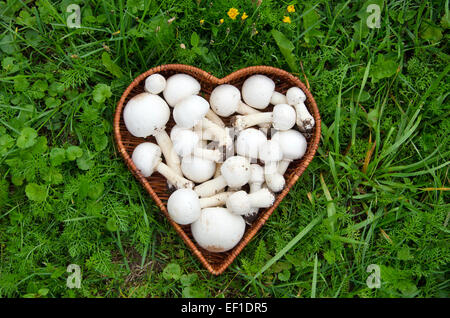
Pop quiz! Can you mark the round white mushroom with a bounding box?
[163,73,201,107]
[241,74,275,109]
[235,128,267,162]
[144,73,166,94]
[191,207,245,252]
[181,155,216,183]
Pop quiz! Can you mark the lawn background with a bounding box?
[0,0,448,298]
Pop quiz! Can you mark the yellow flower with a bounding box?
[227,8,239,20]
[241,12,248,20]
[287,5,295,13]
[219,18,224,24]
[283,16,291,24]
[200,19,204,25]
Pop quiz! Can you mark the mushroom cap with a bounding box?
[272,129,307,160]
[173,95,210,128]
[226,191,251,215]
[170,126,200,156]
[181,156,216,183]
[286,87,306,105]
[259,140,283,163]
[220,156,251,188]
[272,104,296,131]
[167,188,201,225]
[210,84,241,117]
[249,164,265,185]
[144,73,166,94]
[235,128,267,160]
[191,207,245,252]
[163,73,201,107]
[241,75,275,109]
[123,93,170,138]
[131,142,161,177]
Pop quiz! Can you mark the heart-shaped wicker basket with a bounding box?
[114,64,321,275]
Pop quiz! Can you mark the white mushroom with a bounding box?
[272,129,308,175]
[226,188,275,216]
[259,140,285,192]
[232,104,296,131]
[286,87,307,105]
[181,155,216,183]
[235,128,267,162]
[163,73,201,107]
[167,188,201,225]
[286,87,315,132]
[167,189,234,225]
[123,92,182,176]
[191,207,245,252]
[173,95,231,146]
[194,156,251,197]
[131,142,193,189]
[144,73,166,94]
[241,75,275,109]
[170,125,222,162]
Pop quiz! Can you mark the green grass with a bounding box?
[0,0,449,298]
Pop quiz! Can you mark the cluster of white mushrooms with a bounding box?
[123,72,315,253]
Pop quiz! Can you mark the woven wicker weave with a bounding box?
[114,64,321,275]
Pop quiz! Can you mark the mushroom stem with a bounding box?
[201,118,232,146]
[192,147,222,162]
[270,92,288,105]
[265,172,285,193]
[250,181,262,194]
[199,192,234,208]
[156,161,194,189]
[154,130,183,176]
[237,101,259,115]
[194,175,227,197]
[237,101,272,129]
[205,109,225,127]
[277,159,291,175]
[226,188,275,216]
[248,188,276,208]
[214,162,222,178]
[294,102,315,132]
[233,112,273,131]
